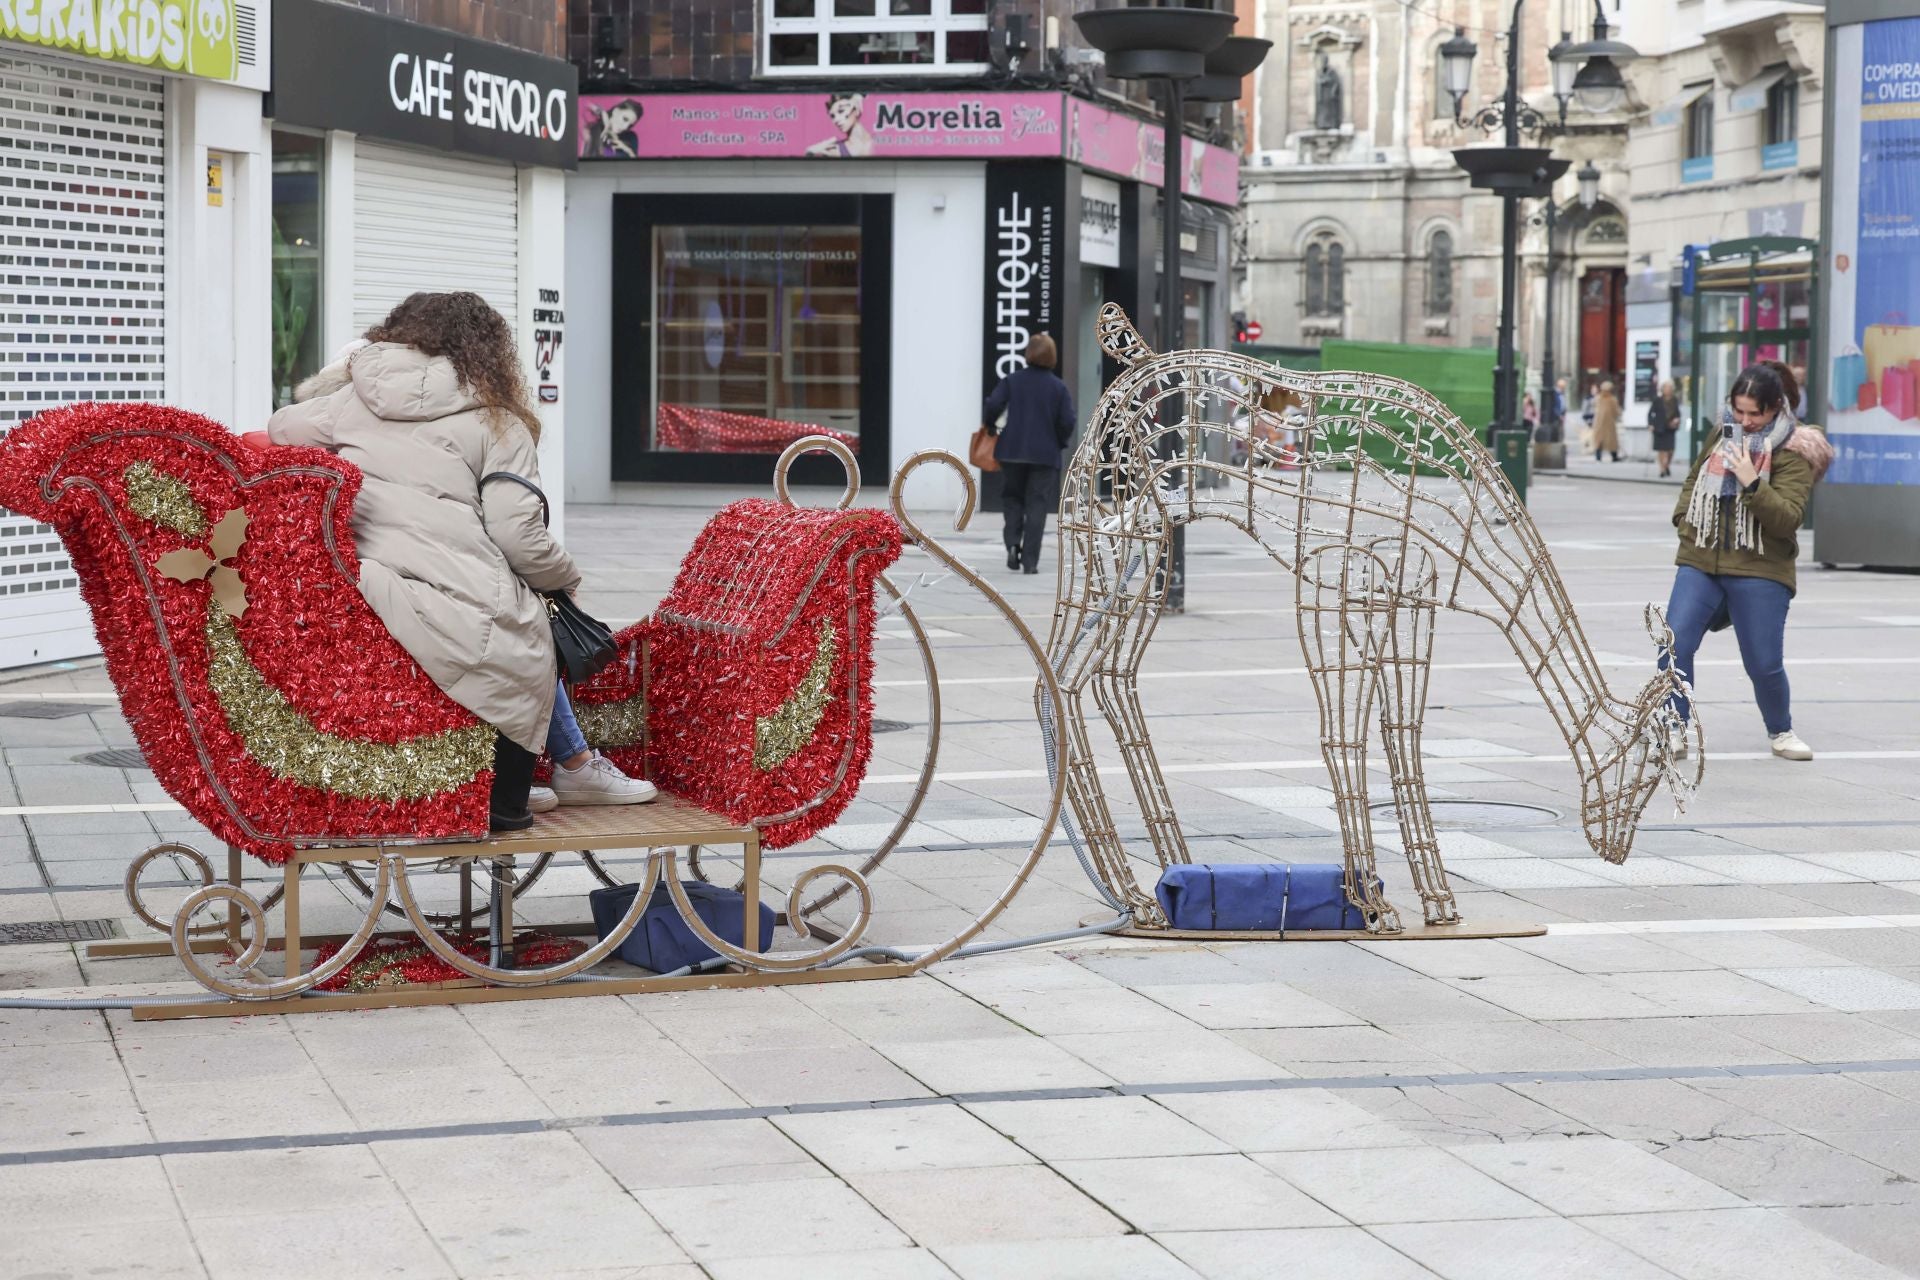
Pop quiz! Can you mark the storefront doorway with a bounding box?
[1687,237,1817,458]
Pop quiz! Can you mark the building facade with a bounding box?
[1,0,273,666]
[1240,0,1636,436]
[562,0,1247,509]
[1616,0,1823,456]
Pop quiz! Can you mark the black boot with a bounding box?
[489,733,537,833]
[1007,546,1021,571]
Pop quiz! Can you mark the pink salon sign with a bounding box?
[580,90,1238,206]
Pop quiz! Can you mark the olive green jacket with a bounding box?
[1672,446,1814,592]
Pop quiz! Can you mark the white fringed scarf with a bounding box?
[1684,408,1798,552]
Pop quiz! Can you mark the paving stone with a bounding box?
[966,1095,1231,1160]
[1787,1202,1920,1277]
[1055,1153,1343,1232]
[1256,1146,1551,1224]
[1150,1086,1421,1151]
[1654,1130,1920,1209]
[1049,1028,1298,1085]
[874,1035,1115,1094]
[1739,966,1920,1013]
[578,1119,827,1191]
[0,1220,206,1280]
[1373,1217,1688,1280]
[1580,1207,1909,1280]
[411,1190,688,1276]
[1157,1226,1439,1280]
[707,1250,958,1280]
[936,1236,1199,1280]
[1450,1135,1746,1215]
[776,1103,1032,1173]
[845,1164,1128,1243]
[1131,980,1364,1029]
[638,1177,911,1261]
[1379,1019,1637,1072]
[969,984,1199,1036]
[165,1145,397,1219]
[1696,1012,1920,1063]
[1687,1074,1920,1134]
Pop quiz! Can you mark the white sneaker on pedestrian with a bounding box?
[528,786,558,814]
[1770,730,1813,761]
[552,753,659,805]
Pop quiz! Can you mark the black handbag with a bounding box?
[478,471,618,684]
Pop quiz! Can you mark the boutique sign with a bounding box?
[580,89,1240,207]
[271,0,577,168]
[1,0,252,86]
[982,164,1066,393]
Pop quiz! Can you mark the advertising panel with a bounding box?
[579,90,1241,206]
[1826,17,1920,484]
[981,164,1066,394]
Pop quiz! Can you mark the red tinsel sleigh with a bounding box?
[0,403,902,862]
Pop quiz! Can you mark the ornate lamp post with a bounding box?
[1441,0,1635,500]
[1074,6,1268,612]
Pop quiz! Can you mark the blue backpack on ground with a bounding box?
[1153,863,1377,932]
[589,880,778,973]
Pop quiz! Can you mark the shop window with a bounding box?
[1682,87,1714,181]
[1304,232,1345,317]
[1764,76,1798,146]
[763,0,990,76]
[1426,230,1453,317]
[270,130,324,409]
[611,193,892,486]
[651,225,861,452]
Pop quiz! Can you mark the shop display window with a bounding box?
[270,131,324,409]
[611,193,891,486]
[651,225,862,454]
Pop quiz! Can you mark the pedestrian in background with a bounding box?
[1521,392,1539,431]
[1648,378,1680,478]
[1591,380,1622,462]
[982,333,1076,575]
[1579,378,1597,452]
[1664,360,1832,762]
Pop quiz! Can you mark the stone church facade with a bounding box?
[1242,0,1633,412]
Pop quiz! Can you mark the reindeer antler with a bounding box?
[1097,303,1155,368]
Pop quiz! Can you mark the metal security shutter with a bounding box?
[353,143,519,332]
[0,55,166,668]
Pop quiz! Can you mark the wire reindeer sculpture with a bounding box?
[1043,305,1703,934]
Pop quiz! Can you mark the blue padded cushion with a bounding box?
[1153,863,1378,932]
[590,880,778,973]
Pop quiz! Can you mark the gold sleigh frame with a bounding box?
[85,307,1702,1017]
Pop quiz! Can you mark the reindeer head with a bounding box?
[1580,605,1704,865]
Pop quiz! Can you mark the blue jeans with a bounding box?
[1661,566,1793,735]
[547,680,589,762]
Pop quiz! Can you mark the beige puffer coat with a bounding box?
[266,343,580,752]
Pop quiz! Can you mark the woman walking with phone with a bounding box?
[1663,361,1831,761]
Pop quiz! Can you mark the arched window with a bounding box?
[1304,231,1345,316]
[1426,230,1453,316]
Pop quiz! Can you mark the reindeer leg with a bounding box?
[1058,682,1159,920]
[1297,545,1402,934]
[1373,548,1460,927]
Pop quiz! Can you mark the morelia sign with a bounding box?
[1,0,257,86]
[271,0,576,169]
[580,90,1239,207]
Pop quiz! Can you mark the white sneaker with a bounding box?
[1667,726,1689,760]
[552,753,659,806]
[1770,730,1813,761]
[528,786,558,814]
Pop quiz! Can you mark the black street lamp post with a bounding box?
[1441,0,1635,500]
[1075,6,1268,613]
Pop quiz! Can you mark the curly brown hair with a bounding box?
[363,291,541,441]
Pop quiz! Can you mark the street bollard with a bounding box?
[1490,425,1531,504]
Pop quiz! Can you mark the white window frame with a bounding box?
[762,1,992,78]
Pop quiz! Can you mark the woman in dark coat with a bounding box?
[982,334,1077,574]
[1648,378,1680,478]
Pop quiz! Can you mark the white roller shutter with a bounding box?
[0,54,167,668]
[353,142,520,332]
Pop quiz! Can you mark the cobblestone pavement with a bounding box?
[5,475,1920,1278]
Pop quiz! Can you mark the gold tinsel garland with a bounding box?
[204,600,495,800]
[123,462,207,537]
[575,694,648,750]
[753,623,837,772]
